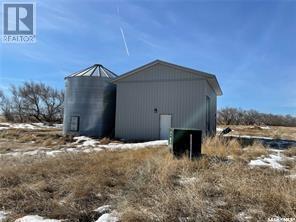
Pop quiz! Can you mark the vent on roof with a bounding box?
[66,64,117,79]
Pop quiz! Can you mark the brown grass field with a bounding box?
[0,126,295,221]
[0,128,73,157]
[219,125,296,140]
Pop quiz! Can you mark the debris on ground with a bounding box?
[219,127,232,136]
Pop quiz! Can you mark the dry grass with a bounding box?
[0,129,123,154]
[0,116,6,122]
[202,137,269,161]
[119,157,295,221]
[0,137,295,221]
[0,128,68,144]
[283,147,296,157]
[219,125,296,141]
[280,148,296,171]
[202,136,242,157]
[240,142,270,161]
[0,129,73,153]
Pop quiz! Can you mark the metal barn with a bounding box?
[63,64,117,137]
[113,60,222,140]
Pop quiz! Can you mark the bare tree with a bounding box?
[11,86,27,122]
[0,90,14,121]
[18,83,42,121]
[0,82,64,123]
[217,108,240,125]
[39,83,64,122]
[218,107,296,127]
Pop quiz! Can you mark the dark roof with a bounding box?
[113,59,222,96]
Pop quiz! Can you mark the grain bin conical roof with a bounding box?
[66,64,117,79]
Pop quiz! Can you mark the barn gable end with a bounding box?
[113,60,222,140]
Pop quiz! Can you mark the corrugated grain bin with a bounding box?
[63,64,117,138]
[169,128,202,159]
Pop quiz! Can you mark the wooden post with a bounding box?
[190,134,192,160]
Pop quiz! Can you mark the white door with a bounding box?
[160,114,172,140]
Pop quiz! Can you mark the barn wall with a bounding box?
[118,63,205,82]
[115,64,214,140]
[204,81,217,135]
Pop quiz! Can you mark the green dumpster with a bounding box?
[169,128,202,159]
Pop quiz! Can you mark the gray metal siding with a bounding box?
[119,63,204,82]
[63,77,116,137]
[204,81,217,135]
[115,64,217,140]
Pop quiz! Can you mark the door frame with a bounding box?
[206,96,211,134]
[159,113,172,140]
[70,115,80,132]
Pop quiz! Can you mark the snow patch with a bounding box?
[45,150,64,156]
[0,211,8,222]
[98,140,167,150]
[15,215,62,222]
[260,126,271,130]
[33,123,62,129]
[249,154,285,170]
[268,149,284,153]
[74,136,100,147]
[224,134,274,140]
[216,127,223,133]
[249,159,271,167]
[0,122,61,130]
[235,211,253,222]
[0,138,168,158]
[286,174,296,180]
[95,212,118,222]
[94,205,111,214]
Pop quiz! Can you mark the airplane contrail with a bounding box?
[120,27,130,56]
[117,5,130,56]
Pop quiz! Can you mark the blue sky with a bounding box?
[0,0,295,115]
